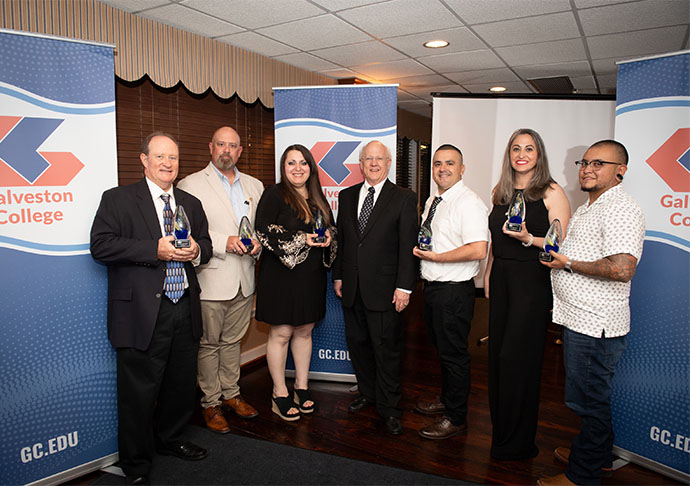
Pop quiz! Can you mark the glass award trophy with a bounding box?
[238,216,254,252]
[539,219,563,262]
[313,210,327,244]
[418,224,432,251]
[173,205,191,248]
[505,190,526,232]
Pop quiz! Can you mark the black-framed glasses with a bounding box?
[575,159,623,170]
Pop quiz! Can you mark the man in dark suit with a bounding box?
[91,132,212,484]
[333,140,418,435]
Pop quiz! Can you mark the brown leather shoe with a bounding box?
[202,405,230,434]
[414,396,446,415]
[554,446,614,475]
[537,473,576,486]
[222,395,259,419]
[418,415,467,440]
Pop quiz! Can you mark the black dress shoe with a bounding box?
[385,416,403,435]
[157,441,207,461]
[348,395,374,412]
[127,475,149,485]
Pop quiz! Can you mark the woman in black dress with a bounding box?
[484,128,570,460]
[255,144,336,421]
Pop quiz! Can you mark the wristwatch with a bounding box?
[564,260,573,274]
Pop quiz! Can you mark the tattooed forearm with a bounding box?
[571,253,638,282]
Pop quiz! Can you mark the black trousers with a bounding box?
[343,288,404,418]
[423,279,475,425]
[116,292,199,477]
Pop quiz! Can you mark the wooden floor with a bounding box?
[76,286,680,485]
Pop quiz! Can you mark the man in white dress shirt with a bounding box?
[413,144,489,440]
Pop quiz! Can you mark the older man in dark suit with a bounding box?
[333,140,418,435]
[91,132,212,485]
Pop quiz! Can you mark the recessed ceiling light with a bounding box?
[489,86,507,92]
[424,40,449,48]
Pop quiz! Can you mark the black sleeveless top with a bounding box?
[489,198,550,261]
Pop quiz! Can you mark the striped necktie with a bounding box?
[358,186,375,235]
[422,196,442,228]
[161,194,185,303]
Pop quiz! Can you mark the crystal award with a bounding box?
[173,205,191,248]
[505,190,526,232]
[539,219,563,262]
[418,224,432,251]
[239,216,254,252]
[313,210,327,244]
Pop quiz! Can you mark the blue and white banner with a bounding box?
[612,51,689,482]
[274,84,398,380]
[0,30,118,485]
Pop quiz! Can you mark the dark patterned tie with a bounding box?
[422,196,443,228]
[358,186,375,235]
[161,194,184,303]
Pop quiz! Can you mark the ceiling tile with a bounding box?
[497,38,587,66]
[383,27,485,57]
[396,74,454,88]
[311,41,406,66]
[513,60,592,79]
[591,57,625,75]
[579,0,690,36]
[99,0,170,12]
[257,14,370,50]
[398,99,432,117]
[216,32,298,57]
[310,0,387,11]
[182,0,325,29]
[420,49,505,73]
[338,0,461,38]
[473,11,580,48]
[444,67,520,84]
[462,81,532,94]
[404,84,466,100]
[596,73,618,90]
[349,59,434,81]
[316,67,367,79]
[273,52,340,72]
[138,4,243,36]
[587,25,688,59]
[444,0,571,24]
[573,0,630,7]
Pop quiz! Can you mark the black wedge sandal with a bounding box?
[293,388,317,414]
[272,396,300,421]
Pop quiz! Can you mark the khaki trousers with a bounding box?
[198,292,253,408]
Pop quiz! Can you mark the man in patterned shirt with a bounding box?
[538,140,645,486]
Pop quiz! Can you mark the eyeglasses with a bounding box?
[574,159,623,170]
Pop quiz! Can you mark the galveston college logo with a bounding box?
[311,141,363,187]
[0,116,84,187]
[649,128,690,227]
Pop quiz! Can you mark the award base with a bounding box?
[418,242,432,251]
[538,251,553,262]
[313,236,326,244]
[174,239,191,248]
[506,222,522,232]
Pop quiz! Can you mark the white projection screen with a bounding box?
[431,95,616,284]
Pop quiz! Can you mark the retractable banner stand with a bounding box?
[0,30,118,485]
[273,84,398,381]
[612,50,690,482]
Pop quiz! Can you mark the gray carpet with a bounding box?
[94,425,472,485]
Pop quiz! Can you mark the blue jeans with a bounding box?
[563,327,626,485]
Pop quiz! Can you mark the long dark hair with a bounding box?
[278,144,332,225]
[492,128,555,205]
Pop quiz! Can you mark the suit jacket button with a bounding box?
[155,293,161,299]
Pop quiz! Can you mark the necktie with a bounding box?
[358,186,375,235]
[422,196,442,228]
[161,194,185,303]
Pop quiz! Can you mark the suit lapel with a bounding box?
[136,178,163,239]
[204,164,239,227]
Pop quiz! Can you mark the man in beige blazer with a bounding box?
[177,126,264,433]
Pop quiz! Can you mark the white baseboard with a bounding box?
[240,343,266,365]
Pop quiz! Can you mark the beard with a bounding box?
[216,155,235,171]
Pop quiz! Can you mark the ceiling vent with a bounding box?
[527,76,575,94]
